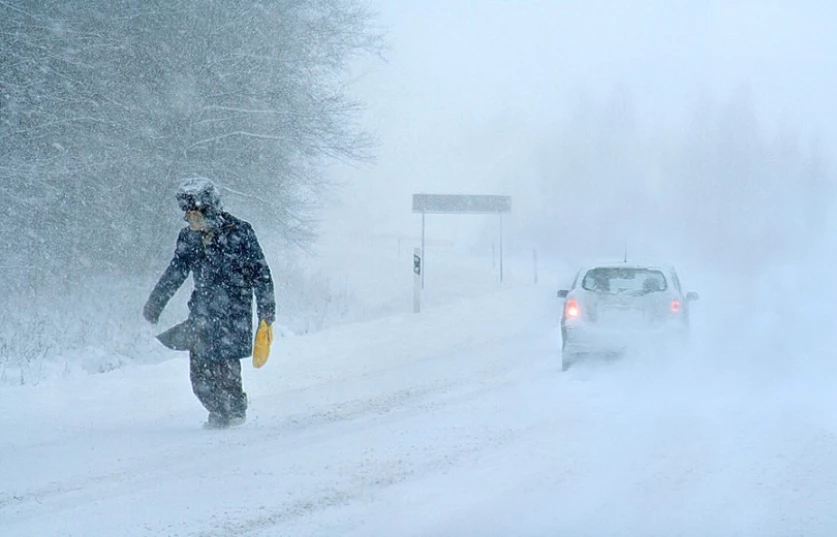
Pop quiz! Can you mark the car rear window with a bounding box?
[581,267,668,294]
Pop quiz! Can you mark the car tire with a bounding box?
[561,351,576,372]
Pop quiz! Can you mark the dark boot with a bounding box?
[226,415,246,427]
[202,412,229,429]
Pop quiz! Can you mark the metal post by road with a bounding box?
[413,247,422,313]
[499,214,504,283]
[533,248,538,285]
[421,211,426,289]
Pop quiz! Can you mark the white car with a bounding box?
[557,263,699,371]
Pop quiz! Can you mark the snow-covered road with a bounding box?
[3,285,837,536]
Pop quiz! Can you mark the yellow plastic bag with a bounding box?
[252,319,273,368]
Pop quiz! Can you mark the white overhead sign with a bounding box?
[412,194,511,214]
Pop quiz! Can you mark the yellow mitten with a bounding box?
[252,319,273,368]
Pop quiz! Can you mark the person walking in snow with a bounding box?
[143,177,276,429]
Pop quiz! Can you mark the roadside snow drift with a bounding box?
[3,284,837,536]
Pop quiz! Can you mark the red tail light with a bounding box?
[565,298,580,318]
[670,300,681,313]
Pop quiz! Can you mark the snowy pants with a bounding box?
[189,353,248,419]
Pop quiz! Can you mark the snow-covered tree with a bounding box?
[1,0,382,288]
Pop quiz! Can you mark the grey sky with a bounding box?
[322,1,836,246]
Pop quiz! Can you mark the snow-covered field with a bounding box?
[4,269,837,536]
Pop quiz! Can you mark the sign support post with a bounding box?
[499,213,504,283]
[413,247,422,313]
[421,211,426,289]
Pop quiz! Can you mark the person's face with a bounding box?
[185,209,207,231]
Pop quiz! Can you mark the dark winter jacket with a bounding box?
[144,212,276,361]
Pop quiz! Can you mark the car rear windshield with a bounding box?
[581,267,668,294]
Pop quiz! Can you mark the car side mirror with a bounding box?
[686,291,699,301]
[557,290,569,299]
